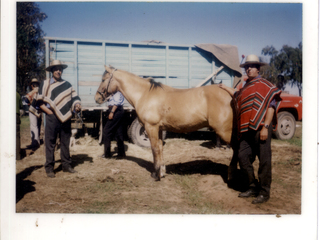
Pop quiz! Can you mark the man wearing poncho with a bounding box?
[219,55,282,204]
[30,60,81,178]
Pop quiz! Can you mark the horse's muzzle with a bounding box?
[95,92,104,104]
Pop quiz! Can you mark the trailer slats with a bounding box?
[45,37,235,108]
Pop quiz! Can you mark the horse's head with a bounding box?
[95,65,118,104]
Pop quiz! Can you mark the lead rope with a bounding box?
[75,111,83,129]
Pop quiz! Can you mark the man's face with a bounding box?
[52,66,63,80]
[31,83,39,89]
[245,64,260,80]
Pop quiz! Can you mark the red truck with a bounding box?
[237,76,302,140]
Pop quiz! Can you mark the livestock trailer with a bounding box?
[45,37,242,147]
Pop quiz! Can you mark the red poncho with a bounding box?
[234,77,282,134]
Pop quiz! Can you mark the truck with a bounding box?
[44,37,301,146]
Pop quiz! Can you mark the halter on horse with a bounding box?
[96,68,117,103]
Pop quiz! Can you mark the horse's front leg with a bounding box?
[158,130,166,178]
[145,124,163,181]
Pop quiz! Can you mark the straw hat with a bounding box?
[30,78,40,85]
[240,54,267,68]
[45,59,68,72]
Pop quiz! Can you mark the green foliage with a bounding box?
[260,43,302,96]
[17,2,47,94]
[273,137,302,147]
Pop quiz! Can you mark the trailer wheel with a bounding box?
[128,118,166,148]
[274,111,296,140]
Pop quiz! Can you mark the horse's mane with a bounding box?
[108,66,163,91]
[147,78,163,91]
[122,70,163,91]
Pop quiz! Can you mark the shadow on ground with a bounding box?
[166,160,229,182]
[16,154,93,203]
[54,154,93,173]
[125,156,247,192]
[16,165,43,203]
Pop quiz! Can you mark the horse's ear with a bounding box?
[104,65,112,72]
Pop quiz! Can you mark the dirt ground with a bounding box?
[16,118,302,214]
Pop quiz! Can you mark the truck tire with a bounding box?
[274,111,296,140]
[128,118,166,148]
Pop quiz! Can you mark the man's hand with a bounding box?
[260,107,275,141]
[260,127,268,141]
[40,103,53,115]
[75,103,81,112]
[108,105,117,120]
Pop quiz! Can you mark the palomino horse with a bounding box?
[95,66,237,181]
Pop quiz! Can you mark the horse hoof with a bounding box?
[160,165,166,178]
[151,172,161,181]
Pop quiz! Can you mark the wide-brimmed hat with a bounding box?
[45,59,68,72]
[30,78,40,85]
[240,54,267,68]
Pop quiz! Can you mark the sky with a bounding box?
[37,2,302,60]
[36,1,302,94]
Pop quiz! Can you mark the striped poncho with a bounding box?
[234,77,282,134]
[29,78,81,123]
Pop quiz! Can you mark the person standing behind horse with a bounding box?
[219,54,282,204]
[101,91,126,159]
[30,60,81,178]
[25,78,42,150]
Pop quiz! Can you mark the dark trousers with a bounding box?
[44,114,72,172]
[238,126,273,197]
[103,107,125,157]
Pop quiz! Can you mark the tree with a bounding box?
[261,43,302,96]
[17,2,47,94]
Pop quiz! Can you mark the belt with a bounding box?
[108,105,123,109]
[108,105,123,112]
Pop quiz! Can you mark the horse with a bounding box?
[95,65,237,181]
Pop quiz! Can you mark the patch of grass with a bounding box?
[273,158,301,174]
[20,116,30,132]
[83,181,118,194]
[284,138,302,147]
[173,175,231,214]
[288,157,301,164]
[272,176,301,195]
[273,137,302,147]
[197,202,231,214]
[286,124,302,147]
[85,200,122,214]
